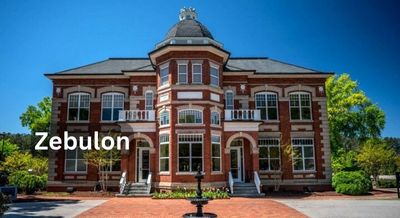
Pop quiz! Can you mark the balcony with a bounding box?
[224,109,261,121]
[118,110,155,122]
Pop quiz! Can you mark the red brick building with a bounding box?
[45,8,332,195]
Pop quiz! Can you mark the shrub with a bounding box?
[153,189,229,199]
[332,171,372,195]
[8,171,47,194]
[376,179,397,188]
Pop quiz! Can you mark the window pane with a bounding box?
[225,92,234,109]
[68,109,78,121]
[255,94,266,107]
[270,159,280,171]
[66,150,76,159]
[179,143,190,157]
[300,94,310,106]
[191,143,202,157]
[160,143,169,157]
[304,159,315,170]
[76,160,87,172]
[301,107,311,120]
[178,65,187,83]
[259,159,268,171]
[210,67,219,86]
[212,143,220,157]
[69,95,79,107]
[193,64,202,83]
[112,160,121,171]
[267,108,277,120]
[291,108,300,120]
[304,146,314,158]
[113,108,122,121]
[292,147,303,159]
[212,158,220,171]
[179,158,190,171]
[259,147,268,158]
[65,160,76,171]
[290,94,299,106]
[267,94,277,106]
[79,108,89,120]
[80,95,90,108]
[160,159,169,171]
[269,147,280,158]
[260,108,267,120]
[102,108,112,121]
[192,158,202,171]
[293,159,303,171]
[160,67,169,85]
[102,95,113,108]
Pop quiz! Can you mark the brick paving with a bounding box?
[78,197,307,218]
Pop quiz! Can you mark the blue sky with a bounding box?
[0,0,399,137]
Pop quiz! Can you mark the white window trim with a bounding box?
[211,134,222,172]
[258,138,281,172]
[192,63,202,84]
[177,63,188,84]
[160,65,169,87]
[225,90,234,110]
[210,66,219,87]
[145,91,154,110]
[255,92,279,121]
[159,134,170,173]
[289,91,313,121]
[159,109,170,127]
[101,92,124,121]
[291,138,316,172]
[67,92,90,122]
[64,149,87,173]
[177,109,203,124]
[177,134,204,172]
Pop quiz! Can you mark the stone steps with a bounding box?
[231,182,265,197]
[117,182,151,197]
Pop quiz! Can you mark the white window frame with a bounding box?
[178,63,188,84]
[145,91,153,110]
[177,134,203,172]
[160,65,169,86]
[67,92,90,121]
[101,92,124,121]
[289,92,312,121]
[192,63,202,84]
[258,138,281,171]
[178,109,203,124]
[255,92,279,121]
[64,148,87,173]
[211,111,220,125]
[159,109,170,126]
[225,91,234,110]
[211,135,222,172]
[210,65,219,87]
[291,138,316,172]
[159,134,170,173]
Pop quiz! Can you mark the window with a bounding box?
[210,66,219,86]
[65,147,87,172]
[255,92,278,120]
[225,91,234,110]
[290,92,312,120]
[104,151,121,172]
[101,92,124,121]
[178,134,203,172]
[211,111,220,125]
[292,138,315,171]
[192,63,202,83]
[259,138,280,171]
[160,110,169,126]
[145,91,153,110]
[68,93,90,121]
[159,134,169,172]
[211,135,221,172]
[178,109,203,124]
[178,64,188,84]
[160,66,169,86]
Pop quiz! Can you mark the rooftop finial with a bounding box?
[179,7,197,21]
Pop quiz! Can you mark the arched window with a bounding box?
[289,92,312,120]
[101,92,124,121]
[211,111,220,125]
[178,109,203,124]
[68,92,90,121]
[255,92,278,120]
[225,90,234,110]
[145,91,153,110]
[159,110,170,126]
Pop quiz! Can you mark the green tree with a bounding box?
[20,97,52,133]
[356,139,397,182]
[326,74,385,154]
[1,139,18,158]
[0,151,48,176]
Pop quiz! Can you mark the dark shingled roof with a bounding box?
[165,19,214,39]
[49,57,320,75]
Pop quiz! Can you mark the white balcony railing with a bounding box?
[118,110,155,122]
[224,109,261,121]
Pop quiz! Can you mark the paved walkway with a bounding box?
[278,199,400,218]
[4,200,106,218]
[78,197,307,218]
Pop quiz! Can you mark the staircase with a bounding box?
[231,182,265,197]
[117,182,152,197]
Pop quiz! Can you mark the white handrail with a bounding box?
[224,109,261,121]
[118,110,155,121]
[228,171,234,194]
[119,171,127,194]
[146,172,152,194]
[254,171,261,194]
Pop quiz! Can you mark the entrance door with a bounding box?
[230,147,244,182]
[137,147,150,183]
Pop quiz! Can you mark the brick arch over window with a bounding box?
[63,86,95,99]
[251,85,283,98]
[225,132,258,154]
[97,86,129,99]
[128,133,155,154]
[284,85,316,97]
